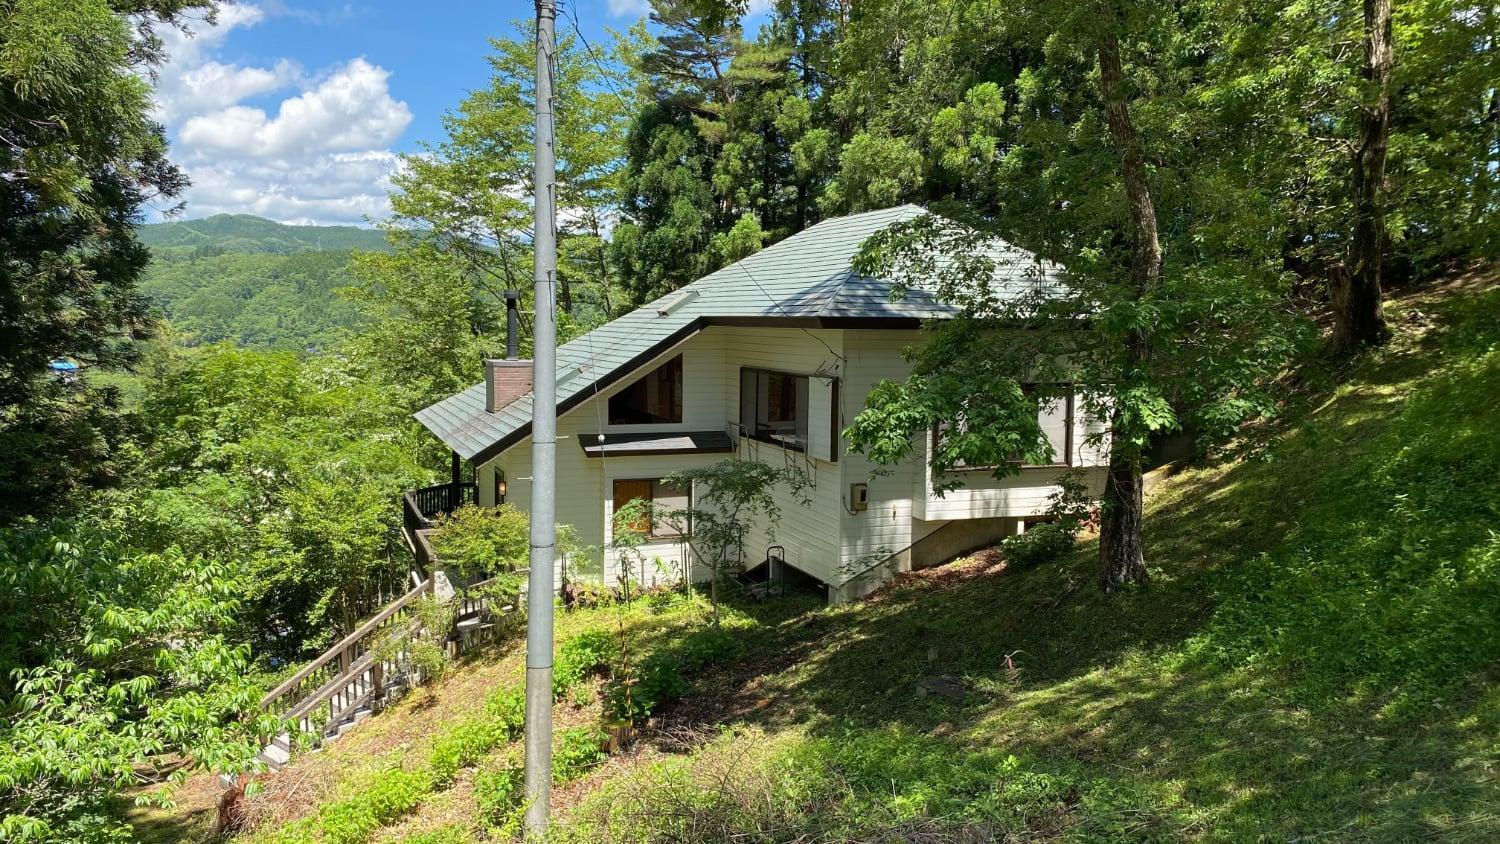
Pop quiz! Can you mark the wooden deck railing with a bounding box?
[259,576,435,732]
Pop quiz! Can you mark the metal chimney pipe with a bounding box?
[505,290,521,360]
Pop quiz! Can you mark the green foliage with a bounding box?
[613,0,840,304]
[1002,473,1095,569]
[561,727,1167,842]
[262,766,433,844]
[428,720,507,788]
[429,504,530,588]
[605,626,740,722]
[553,727,608,780]
[471,764,523,831]
[553,629,616,700]
[131,343,432,656]
[379,20,645,343]
[394,825,470,844]
[0,0,212,514]
[1183,287,1500,713]
[0,523,274,841]
[1001,522,1077,570]
[661,459,810,623]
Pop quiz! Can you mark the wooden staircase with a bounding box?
[253,576,437,770]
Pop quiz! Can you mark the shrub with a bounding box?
[484,684,526,734]
[473,764,524,832]
[676,627,741,671]
[554,629,615,698]
[429,721,505,787]
[553,727,608,780]
[261,767,434,844]
[429,504,529,586]
[1001,521,1077,569]
[397,825,469,844]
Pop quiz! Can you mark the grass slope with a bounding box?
[142,272,1500,842]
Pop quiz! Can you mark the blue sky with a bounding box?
[152,0,768,226]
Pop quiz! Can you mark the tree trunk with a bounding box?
[1095,16,1160,590]
[1098,439,1147,591]
[558,269,574,315]
[1334,0,1395,355]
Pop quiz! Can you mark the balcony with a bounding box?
[402,481,477,571]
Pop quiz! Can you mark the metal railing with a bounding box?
[403,482,477,533]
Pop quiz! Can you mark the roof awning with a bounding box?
[579,431,734,458]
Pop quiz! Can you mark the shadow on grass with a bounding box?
[670,275,1500,840]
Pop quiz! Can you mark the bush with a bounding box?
[397,825,469,844]
[554,629,615,698]
[473,764,524,832]
[485,684,526,733]
[263,766,434,844]
[553,727,608,780]
[429,721,505,787]
[1001,521,1077,568]
[429,504,529,585]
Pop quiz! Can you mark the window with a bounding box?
[933,386,1074,470]
[612,478,691,538]
[739,368,809,451]
[609,355,682,425]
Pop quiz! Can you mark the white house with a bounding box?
[411,205,1108,603]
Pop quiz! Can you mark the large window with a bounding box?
[933,386,1074,470]
[612,478,691,538]
[609,355,682,425]
[739,368,809,451]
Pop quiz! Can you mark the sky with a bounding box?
[150,0,770,227]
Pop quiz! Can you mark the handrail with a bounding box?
[285,620,418,720]
[259,577,433,711]
[841,520,968,587]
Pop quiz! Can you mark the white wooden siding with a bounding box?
[478,324,1107,593]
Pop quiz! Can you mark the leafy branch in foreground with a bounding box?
[0,524,277,841]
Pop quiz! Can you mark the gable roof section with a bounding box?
[415,204,1059,464]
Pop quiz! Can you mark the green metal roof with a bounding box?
[414,205,1058,463]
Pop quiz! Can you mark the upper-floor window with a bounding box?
[740,368,809,451]
[609,354,682,425]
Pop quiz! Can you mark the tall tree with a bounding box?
[843,0,1304,592]
[613,0,843,303]
[0,0,212,516]
[382,23,644,330]
[1093,8,1160,588]
[1334,0,1396,353]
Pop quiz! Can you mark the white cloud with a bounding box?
[180,59,411,158]
[607,0,649,15]
[152,3,412,226]
[179,151,404,225]
[607,0,773,22]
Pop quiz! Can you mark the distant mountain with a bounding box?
[140,214,390,255]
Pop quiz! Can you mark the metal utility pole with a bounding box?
[523,0,558,836]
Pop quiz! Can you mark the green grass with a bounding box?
[148,273,1500,841]
[555,275,1500,841]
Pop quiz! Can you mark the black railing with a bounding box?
[403,482,477,533]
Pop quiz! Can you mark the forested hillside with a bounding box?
[139,274,1500,842]
[140,215,390,254]
[133,217,394,350]
[138,248,369,350]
